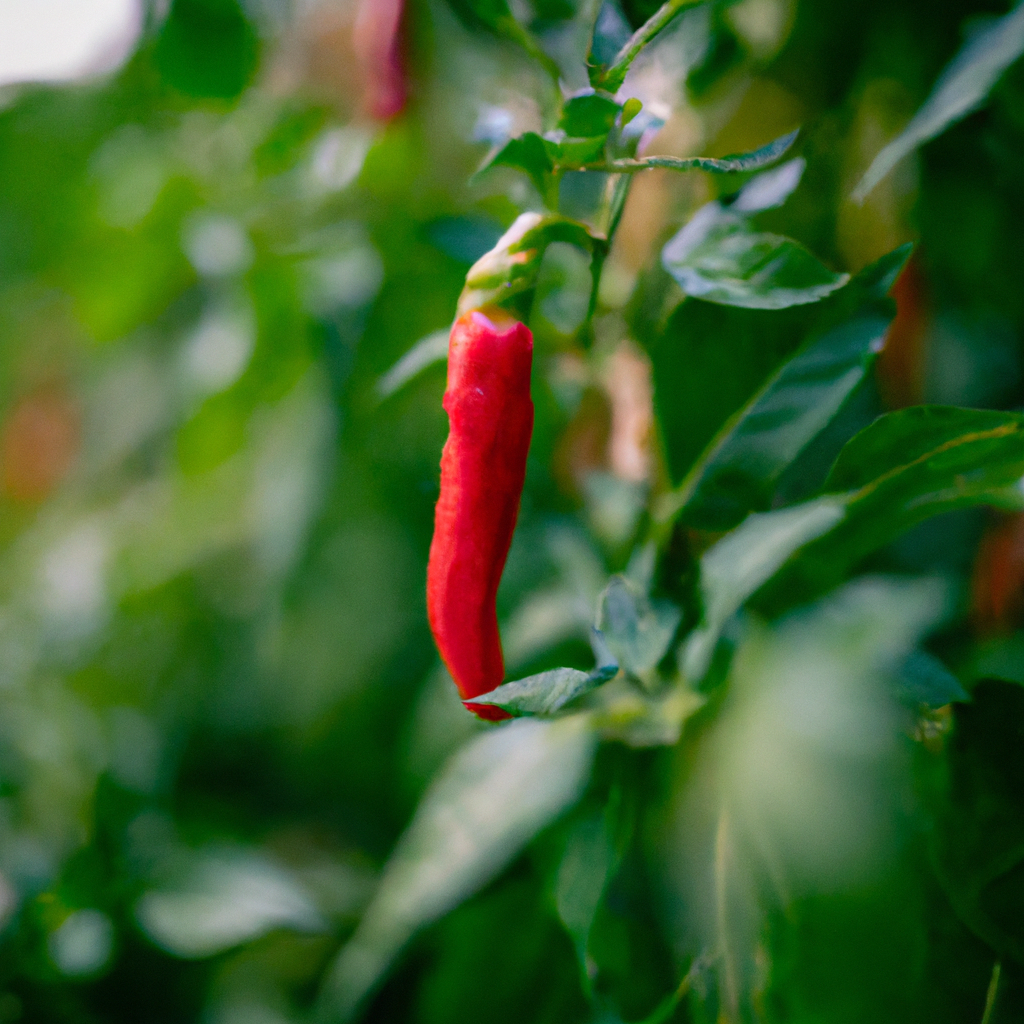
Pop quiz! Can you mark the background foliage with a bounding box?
[0,0,1024,1021]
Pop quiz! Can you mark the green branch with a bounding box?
[498,14,563,86]
[593,0,711,92]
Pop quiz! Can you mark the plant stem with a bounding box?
[714,806,740,1023]
[595,0,711,92]
[981,961,1002,1024]
[499,15,564,87]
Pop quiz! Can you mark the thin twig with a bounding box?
[980,961,1002,1024]
[594,0,710,91]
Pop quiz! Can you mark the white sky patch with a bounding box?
[0,0,143,88]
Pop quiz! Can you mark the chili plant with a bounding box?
[320,1,1024,1022]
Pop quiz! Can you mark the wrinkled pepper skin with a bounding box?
[427,311,534,720]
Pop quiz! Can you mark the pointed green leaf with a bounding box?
[476,132,554,197]
[318,716,596,1020]
[606,129,799,175]
[764,407,1024,607]
[854,3,1024,201]
[555,810,616,988]
[660,312,890,529]
[470,661,618,716]
[682,497,846,679]
[559,91,621,138]
[662,202,849,309]
[644,245,911,499]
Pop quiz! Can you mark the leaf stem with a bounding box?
[499,15,564,86]
[714,806,740,1022]
[594,0,710,92]
[981,961,1002,1024]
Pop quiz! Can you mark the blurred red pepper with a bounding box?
[877,254,928,409]
[427,310,534,720]
[353,0,406,121]
[0,384,79,502]
[972,512,1024,634]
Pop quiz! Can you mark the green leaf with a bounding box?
[588,0,632,73]
[682,497,846,680]
[559,91,622,138]
[897,651,969,708]
[661,202,849,309]
[551,133,610,167]
[641,244,911,496]
[765,407,1024,607]
[457,211,603,317]
[853,4,1024,202]
[659,310,891,529]
[135,849,326,959]
[318,716,596,1020]
[470,660,618,717]
[597,576,682,674]
[555,810,617,991]
[477,132,554,198]
[604,129,799,175]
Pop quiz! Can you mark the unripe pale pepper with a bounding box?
[427,310,534,720]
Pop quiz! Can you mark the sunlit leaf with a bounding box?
[318,716,597,1020]
[730,157,805,213]
[853,3,1024,201]
[470,661,618,716]
[135,849,326,959]
[643,244,911,492]
[662,202,849,309]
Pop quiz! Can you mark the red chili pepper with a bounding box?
[427,310,534,720]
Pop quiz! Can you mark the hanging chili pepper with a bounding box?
[427,310,534,720]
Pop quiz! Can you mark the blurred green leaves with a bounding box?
[0,0,1021,1021]
[154,0,260,100]
[136,849,326,958]
[853,2,1024,201]
[682,497,846,679]
[320,716,596,1020]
